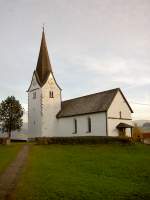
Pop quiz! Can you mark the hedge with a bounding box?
[0,138,10,145]
[35,136,133,145]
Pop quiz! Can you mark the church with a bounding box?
[28,30,133,138]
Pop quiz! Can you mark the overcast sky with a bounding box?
[0,0,150,121]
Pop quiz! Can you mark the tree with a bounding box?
[132,123,143,142]
[0,96,24,139]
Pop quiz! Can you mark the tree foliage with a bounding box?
[132,123,143,142]
[0,96,24,138]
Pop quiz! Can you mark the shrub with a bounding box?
[132,123,143,142]
[35,136,132,145]
[0,138,10,145]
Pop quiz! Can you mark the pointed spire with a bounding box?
[42,23,45,32]
[36,28,53,86]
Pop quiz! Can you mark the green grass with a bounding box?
[0,143,22,174]
[15,144,150,200]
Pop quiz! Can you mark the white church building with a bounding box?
[28,30,133,138]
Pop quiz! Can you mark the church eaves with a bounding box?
[36,29,53,86]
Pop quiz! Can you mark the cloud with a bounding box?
[60,53,150,86]
[131,103,150,120]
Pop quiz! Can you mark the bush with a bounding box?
[132,123,143,142]
[35,136,132,145]
[0,138,10,145]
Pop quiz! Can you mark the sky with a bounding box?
[0,0,150,122]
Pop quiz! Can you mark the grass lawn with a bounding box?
[15,144,150,200]
[0,143,22,175]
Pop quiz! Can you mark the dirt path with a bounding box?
[0,144,30,200]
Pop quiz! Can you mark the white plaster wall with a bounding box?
[108,119,133,137]
[41,73,61,137]
[57,112,106,137]
[107,90,133,137]
[108,90,132,119]
[11,122,28,140]
[28,73,42,138]
[28,72,40,91]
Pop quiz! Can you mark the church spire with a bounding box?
[36,28,53,86]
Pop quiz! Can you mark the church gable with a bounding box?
[107,90,133,119]
[27,71,40,92]
[42,73,61,100]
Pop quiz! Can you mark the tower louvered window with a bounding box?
[49,91,54,98]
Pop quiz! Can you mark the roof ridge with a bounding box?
[62,88,120,103]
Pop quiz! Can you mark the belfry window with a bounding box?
[33,92,36,99]
[49,91,54,98]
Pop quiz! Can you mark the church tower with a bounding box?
[28,29,61,138]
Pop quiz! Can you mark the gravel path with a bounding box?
[0,144,30,200]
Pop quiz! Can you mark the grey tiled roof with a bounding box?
[57,88,133,118]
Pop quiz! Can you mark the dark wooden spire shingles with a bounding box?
[36,30,52,86]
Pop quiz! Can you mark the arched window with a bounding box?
[49,91,54,98]
[73,119,77,134]
[87,117,91,133]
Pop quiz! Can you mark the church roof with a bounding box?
[57,88,133,118]
[36,29,53,86]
